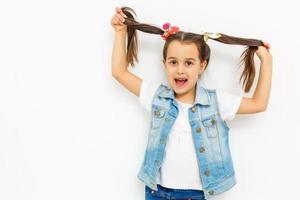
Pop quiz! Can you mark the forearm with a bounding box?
[112,30,129,77]
[252,58,273,110]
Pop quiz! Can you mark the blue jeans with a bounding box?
[145,184,206,200]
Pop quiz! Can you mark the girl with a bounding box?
[111,6,272,200]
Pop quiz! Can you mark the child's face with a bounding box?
[163,40,207,97]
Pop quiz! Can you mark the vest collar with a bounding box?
[158,79,211,106]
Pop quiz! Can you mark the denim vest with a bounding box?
[137,80,237,199]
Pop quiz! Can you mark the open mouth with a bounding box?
[175,78,188,87]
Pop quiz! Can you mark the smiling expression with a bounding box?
[163,40,207,101]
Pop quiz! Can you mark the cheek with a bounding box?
[188,69,199,78]
[165,67,176,75]
[164,70,173,80]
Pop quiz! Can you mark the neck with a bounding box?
[175,85,196,104]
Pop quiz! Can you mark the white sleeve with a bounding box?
[216,89,242,121]
[139,79,162,112]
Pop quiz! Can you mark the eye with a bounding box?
[169,60,177,65]
[186,61,194,66]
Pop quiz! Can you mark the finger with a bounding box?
[118,19,124,26]
[115,7,121,13]
[116,17,124,26]
[112,16,123,26]
[116,7,123,14]
[263,41,271,50]
[116,7,127,18]
[112,18,120,26]
[119,10,127,18]
[115,13,125,23]
[113,17,123,26]
[121,12,127,18]
[265,43,270,50]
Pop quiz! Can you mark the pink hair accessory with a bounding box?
[161,22,180,40]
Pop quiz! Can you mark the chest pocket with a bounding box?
[202,116,219,138]
[151,106,166,129]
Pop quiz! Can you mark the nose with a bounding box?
[176,64,185,74]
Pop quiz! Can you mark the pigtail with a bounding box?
[120,7,264,93]
[239,46,257,93]
[121,7,164,67]
[211,33,264,93]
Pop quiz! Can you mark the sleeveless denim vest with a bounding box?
[137,80,237,199]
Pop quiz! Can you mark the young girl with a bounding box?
[111,6,272,200]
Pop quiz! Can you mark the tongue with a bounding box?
[176,80,186,86]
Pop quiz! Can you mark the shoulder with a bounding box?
[140,79,163,95]
[214,88,243,121]
[215,88,242,102]
[156,83,171,95]
[139,79,166,112]
[201,86,217,99]
[205,88,217,95]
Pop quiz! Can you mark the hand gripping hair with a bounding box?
[121,6,266,93]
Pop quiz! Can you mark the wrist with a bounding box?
[114,29,127,36]
[260,57,272,65]
[258,53,272,63]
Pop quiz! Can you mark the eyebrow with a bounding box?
[167,57,196,61]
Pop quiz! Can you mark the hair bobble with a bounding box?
[200,31,222,43]
[161,22,180,40]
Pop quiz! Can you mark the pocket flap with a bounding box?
[152,106,166,118]
[202,117,217,127]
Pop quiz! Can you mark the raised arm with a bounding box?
[111,7,142,96]
[237,43,273,114]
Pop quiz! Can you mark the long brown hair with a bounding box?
[121,6,264,93]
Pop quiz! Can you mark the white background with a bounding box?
[0,0,299,199]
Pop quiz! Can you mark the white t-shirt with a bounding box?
[139,79,242,190]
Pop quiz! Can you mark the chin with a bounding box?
[172,85,190,94]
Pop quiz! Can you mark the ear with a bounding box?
[163,59,166,68]
[200,60,207,73]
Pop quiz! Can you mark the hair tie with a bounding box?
[200,31,222,43]
[161,22,180,40]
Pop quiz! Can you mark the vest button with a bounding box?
[154,110,160,116]
[191,106,196,112]
[211,118,216,125]
[151,190,155,194]
[204,170,210,176]
[196,127,201,133]
[199,147,205,153]
[208,190,214,195]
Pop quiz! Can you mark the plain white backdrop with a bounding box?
[0,0,299,199]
